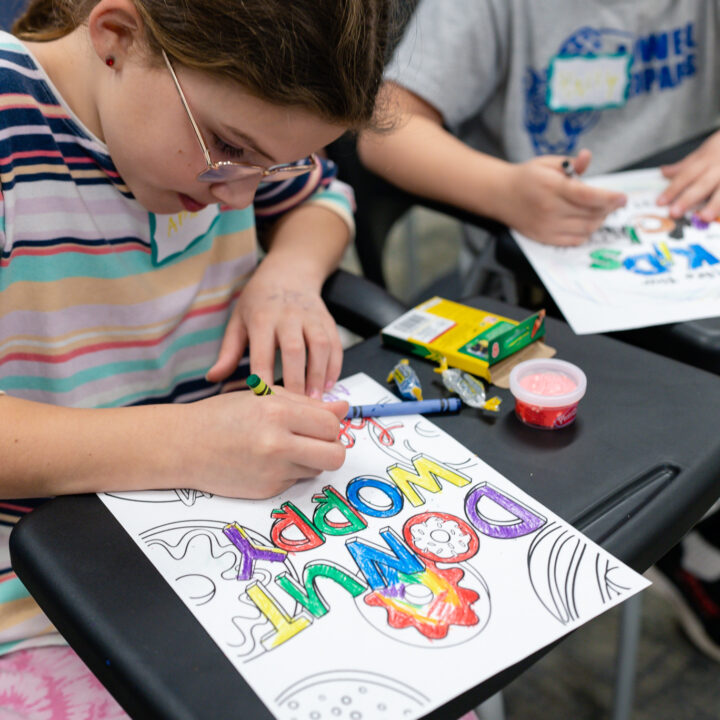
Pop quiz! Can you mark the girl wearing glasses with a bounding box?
[0,0,394,715]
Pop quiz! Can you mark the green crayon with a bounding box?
[247,373,273,396]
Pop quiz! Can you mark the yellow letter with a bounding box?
[387,454,471,507]
[246,582,312,650]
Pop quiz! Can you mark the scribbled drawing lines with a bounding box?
[140,519,228,539]
[528,522,586,625]
[413,420,440,438]
[144,528,235,563]
[174,488,212,506]
[566,539,586,622]
[596,555,631,604]
[173,574,216,606]
[274,669,430,706]
[548,527,572,623]
[103,489,212,504]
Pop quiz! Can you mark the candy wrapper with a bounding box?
[434,358,501,412]
[387,358,423,400]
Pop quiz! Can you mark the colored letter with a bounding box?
[346,476,404,518]
[270,502,324,552]
[465,483,546,539]
[275,561,367,617]
[246,581,312,650]
[672,243,719,270]
[223,522,287,580]
[590,248,622,270]
[312,486,367,536]
[346,527,424,589]
[387,454,471,507]
[623,252,668,275]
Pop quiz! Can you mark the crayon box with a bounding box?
[381,297,546,381]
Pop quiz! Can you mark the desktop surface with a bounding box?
[11,297,720,720]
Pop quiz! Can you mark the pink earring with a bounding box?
[105,56,115,67]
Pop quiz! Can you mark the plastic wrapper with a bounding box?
[386,358,423,400]
[434,358,501,412]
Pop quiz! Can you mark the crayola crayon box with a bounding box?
[380,297,546,381]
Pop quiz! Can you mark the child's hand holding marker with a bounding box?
[658,129,720,222]
[180,375,348,500]
[492,149,627,246]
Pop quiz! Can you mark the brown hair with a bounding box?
[14,0,399,130]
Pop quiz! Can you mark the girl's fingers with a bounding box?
[206,310,248,382]
[572,148,592,176]
[561,181,627,212]
[304,320,341,399]
[269,387,349,419]
[285,400,346,441]
[324,330,344,393]
[657,166,701,207]
[278,322,307,395]
[697,187,720,223]
[248,316,279,391]
[285,433,346,473]
[660,160,684,180]
[668,170,720,218]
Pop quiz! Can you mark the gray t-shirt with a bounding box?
[387,0,720,173]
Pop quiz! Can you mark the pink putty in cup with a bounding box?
[509,358,587,429]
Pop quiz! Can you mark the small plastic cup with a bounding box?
[509,358,587,430]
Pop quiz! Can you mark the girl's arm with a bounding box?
[0,391,348,499]
[358,83,626,246]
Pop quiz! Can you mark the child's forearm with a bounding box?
[358,97,516,223]
[261,203,350,291]
[0,395,184,498]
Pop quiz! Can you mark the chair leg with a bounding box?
[474,690,506,720]
[612,594,643,720]
[460,228,518,303]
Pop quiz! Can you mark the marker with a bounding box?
[344,397,462,419]
[561,158,577,178]
[247,373,273,396]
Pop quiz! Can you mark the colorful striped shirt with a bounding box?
[0,31,354,653]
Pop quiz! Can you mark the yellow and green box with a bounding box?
[381,297,546,380]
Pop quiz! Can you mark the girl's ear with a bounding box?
[87,0,145,70]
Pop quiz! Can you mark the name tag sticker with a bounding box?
[149,205,220,265]
[547,53,632,112]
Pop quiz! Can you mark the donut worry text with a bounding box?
[222,454,547,649]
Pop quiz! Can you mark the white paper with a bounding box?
[100,373,648,719]
[512,168,720,334]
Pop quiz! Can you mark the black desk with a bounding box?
[10,298,720,720]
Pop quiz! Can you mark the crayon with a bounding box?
[344,397,462,419]
[247,373,273,396]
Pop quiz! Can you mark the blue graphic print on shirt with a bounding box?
[524,23,698,155]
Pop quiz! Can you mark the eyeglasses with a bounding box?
[162,49,318,184]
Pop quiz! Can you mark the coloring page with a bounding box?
[512,168,720,334]
[99,373,649,720]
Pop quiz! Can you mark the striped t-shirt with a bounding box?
[0,31,354,653]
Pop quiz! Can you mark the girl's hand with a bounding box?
[206,258,343,398]
[497,149,627,246]
[179,388,348,499]
[658,130,720,222]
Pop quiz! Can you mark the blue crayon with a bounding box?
[344,397,462,419]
